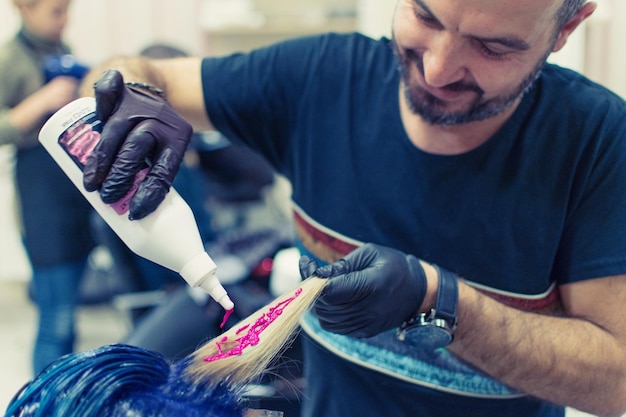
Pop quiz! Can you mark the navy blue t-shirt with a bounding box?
[201,33,626,416]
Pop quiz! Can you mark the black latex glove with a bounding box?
[299,243,428,338]
[83,69,193,220]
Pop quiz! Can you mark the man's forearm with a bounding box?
[79,56,163,98]
[449,282,626,417]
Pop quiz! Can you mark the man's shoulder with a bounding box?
[540,64,626,109]
[322,32,392,54]
[274,31,390,55]
[295,32,395,78]
[532,64,626,135]
[256,32,394,85]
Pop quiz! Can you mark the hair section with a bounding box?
[5,277,327,416]
[186,277,327,388]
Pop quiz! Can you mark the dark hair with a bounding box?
[5,344,244,417]
[139,43,189,59]
[556,0,586,28]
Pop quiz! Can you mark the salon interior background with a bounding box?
[0,0,625,282]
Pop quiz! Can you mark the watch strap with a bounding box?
[434,266,458,329]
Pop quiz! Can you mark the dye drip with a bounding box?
[205,288,303,362]
[220,309,234,329]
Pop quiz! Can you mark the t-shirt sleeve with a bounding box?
[200,34,338,170]
[553,101,626,283]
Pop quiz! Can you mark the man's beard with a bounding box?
[393,39,548,126]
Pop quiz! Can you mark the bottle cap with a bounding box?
[180,252,234,310]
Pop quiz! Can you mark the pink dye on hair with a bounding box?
[204,288,303,362]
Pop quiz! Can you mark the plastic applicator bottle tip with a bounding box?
[200,274,234,311]
[217,294,235,311]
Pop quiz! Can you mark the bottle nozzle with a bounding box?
[180,252,234,311]
[200,274,235,310]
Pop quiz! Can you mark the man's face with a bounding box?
[392,0,563,126]
[22,0,71,41]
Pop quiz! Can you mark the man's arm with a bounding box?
[449,275,626,417]
[309,244,626,417]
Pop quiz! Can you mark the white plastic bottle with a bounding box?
[39,97,234,311]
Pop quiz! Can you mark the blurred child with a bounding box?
[0,0,95,374]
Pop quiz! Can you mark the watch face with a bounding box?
[403,323,453,350]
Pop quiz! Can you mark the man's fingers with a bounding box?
[129,175,169,220]
[299,256,320,278]
[83,117,135,192]
[94,69,125,122]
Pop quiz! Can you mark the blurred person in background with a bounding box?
[0,0,94,374]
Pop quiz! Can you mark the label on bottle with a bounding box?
[56,111,149,215]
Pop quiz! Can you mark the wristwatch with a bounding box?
[397,266,458,350]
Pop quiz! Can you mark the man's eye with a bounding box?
[479,44,508,60]
[416,12,439,27]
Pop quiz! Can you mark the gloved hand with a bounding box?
[83,69,193,220]
[299,243,428,338]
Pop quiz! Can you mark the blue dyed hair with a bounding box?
[6,278,328,417]
[5,344,244,417]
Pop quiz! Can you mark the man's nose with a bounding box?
[421,33,468,88]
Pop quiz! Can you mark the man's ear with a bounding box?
[552,2,597,53]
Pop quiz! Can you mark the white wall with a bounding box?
[358,0,395,38]
[0,0,205,66]
[65,0,204,66]
[0,146,31,281]
[0,2,20,42]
